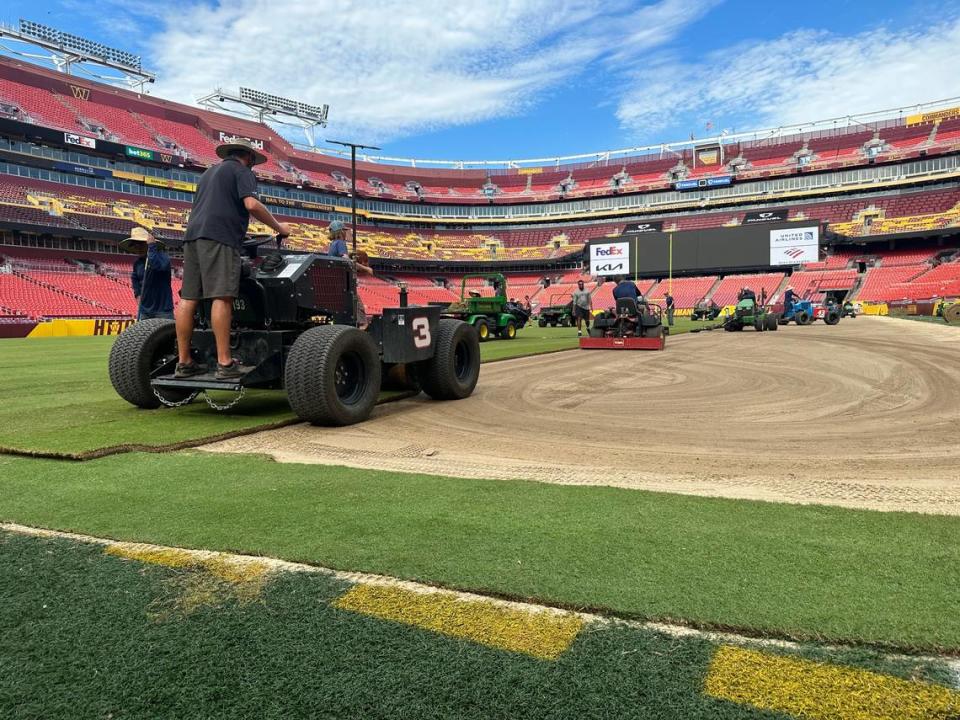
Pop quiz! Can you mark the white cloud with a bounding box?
[616,15,960,142]
[144,0,719,143]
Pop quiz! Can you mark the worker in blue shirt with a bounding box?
[122,226,174,320]
[327,219,350,257]
[612,276,644,302]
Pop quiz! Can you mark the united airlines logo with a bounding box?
[69,84,90,101]
[803,231,814,241]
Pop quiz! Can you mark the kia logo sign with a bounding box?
[590,241,631,275]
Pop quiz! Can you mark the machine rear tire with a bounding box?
[754,318,765,332]
[765,314,779,331]
[824,310,840,325]
[499,320,517,339]
[538,318,546,327]
[474,318,491,342]
[795,311,812,325]
[285,325,381,426]
[419,318,480,400]
[108,319,193,409]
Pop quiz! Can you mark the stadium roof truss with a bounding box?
[198,87,329,146]
[0,19,155,92]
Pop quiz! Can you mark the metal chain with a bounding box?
[153,387,199,408]
[201,386,246,411]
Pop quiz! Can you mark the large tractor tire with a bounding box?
[285,325,381,426]
[724,320,742,332]
[419,318,481,400]
[538,317,547,328]
[474,318,492,342]
[754,318,765,332]
[765,314,779,331]
[499,320,517,339]
[108,319,194,409]
[823,310,841,325]
[795,310,812,325]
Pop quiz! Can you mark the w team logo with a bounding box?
[69,84,89,101]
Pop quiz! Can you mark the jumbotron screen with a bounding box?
[587,222,822,276]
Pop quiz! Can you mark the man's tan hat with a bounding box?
[119,226,165,253]
[216,136,267,166]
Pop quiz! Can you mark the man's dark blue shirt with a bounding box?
[612,280,642,301]
[132,244,173,315]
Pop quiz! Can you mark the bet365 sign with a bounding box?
[589,241,631,276]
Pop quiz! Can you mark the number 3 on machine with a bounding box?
[412,316,431,348]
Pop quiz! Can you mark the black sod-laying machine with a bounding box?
[109,234,481,426]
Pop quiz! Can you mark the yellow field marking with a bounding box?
[704,645,960,720]
[333,583,583,660]
[105,543,270,584]
[104,543,272,616]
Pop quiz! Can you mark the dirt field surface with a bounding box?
[207,317,960,515]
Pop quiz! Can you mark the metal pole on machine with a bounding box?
[327,139,381,253]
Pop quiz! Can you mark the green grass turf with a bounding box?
[3,530,953,720]
[2,324,652,455]
[2,452,958,652]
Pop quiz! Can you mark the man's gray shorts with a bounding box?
[180,239,241,300]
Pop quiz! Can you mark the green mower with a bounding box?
[723,296,779,332]
[443,273,530,341]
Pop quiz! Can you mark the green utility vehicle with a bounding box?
[723,296,779,332]
[537,294,573,327]
[444,273,530,341]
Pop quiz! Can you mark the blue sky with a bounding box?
[2,0,959,163]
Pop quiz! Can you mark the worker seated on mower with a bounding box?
[737,286,756,302]
[589,296,663,339]
[612,277,644,302]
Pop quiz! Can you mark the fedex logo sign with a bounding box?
[590,241,630,276]
[595,246,624,256]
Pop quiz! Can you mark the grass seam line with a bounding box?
[0,390,420,461]
[5,521,960,665]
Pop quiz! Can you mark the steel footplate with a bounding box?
[151,374,245,392]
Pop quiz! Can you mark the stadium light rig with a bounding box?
[0,19,156,92]
[197,86,329,146]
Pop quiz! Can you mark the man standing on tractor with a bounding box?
[664,291,675,326]
[783,285,797,314]
[571,279,592,337]
[174,138,292,380]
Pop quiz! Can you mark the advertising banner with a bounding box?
[743,209,788,224]
[769,226,819,265]
[125,146,155,161]
[622,221,663,234]
[589,241,631,276]
[64,132,96,149]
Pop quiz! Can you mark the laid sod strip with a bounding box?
[0,325,663,456]
[2,453,959,651]
[2,530,956,720]
[705,645,960,720]
[334,583,584,660]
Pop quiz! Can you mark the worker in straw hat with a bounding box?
[175,137,292,380]
[120,226,173,321]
